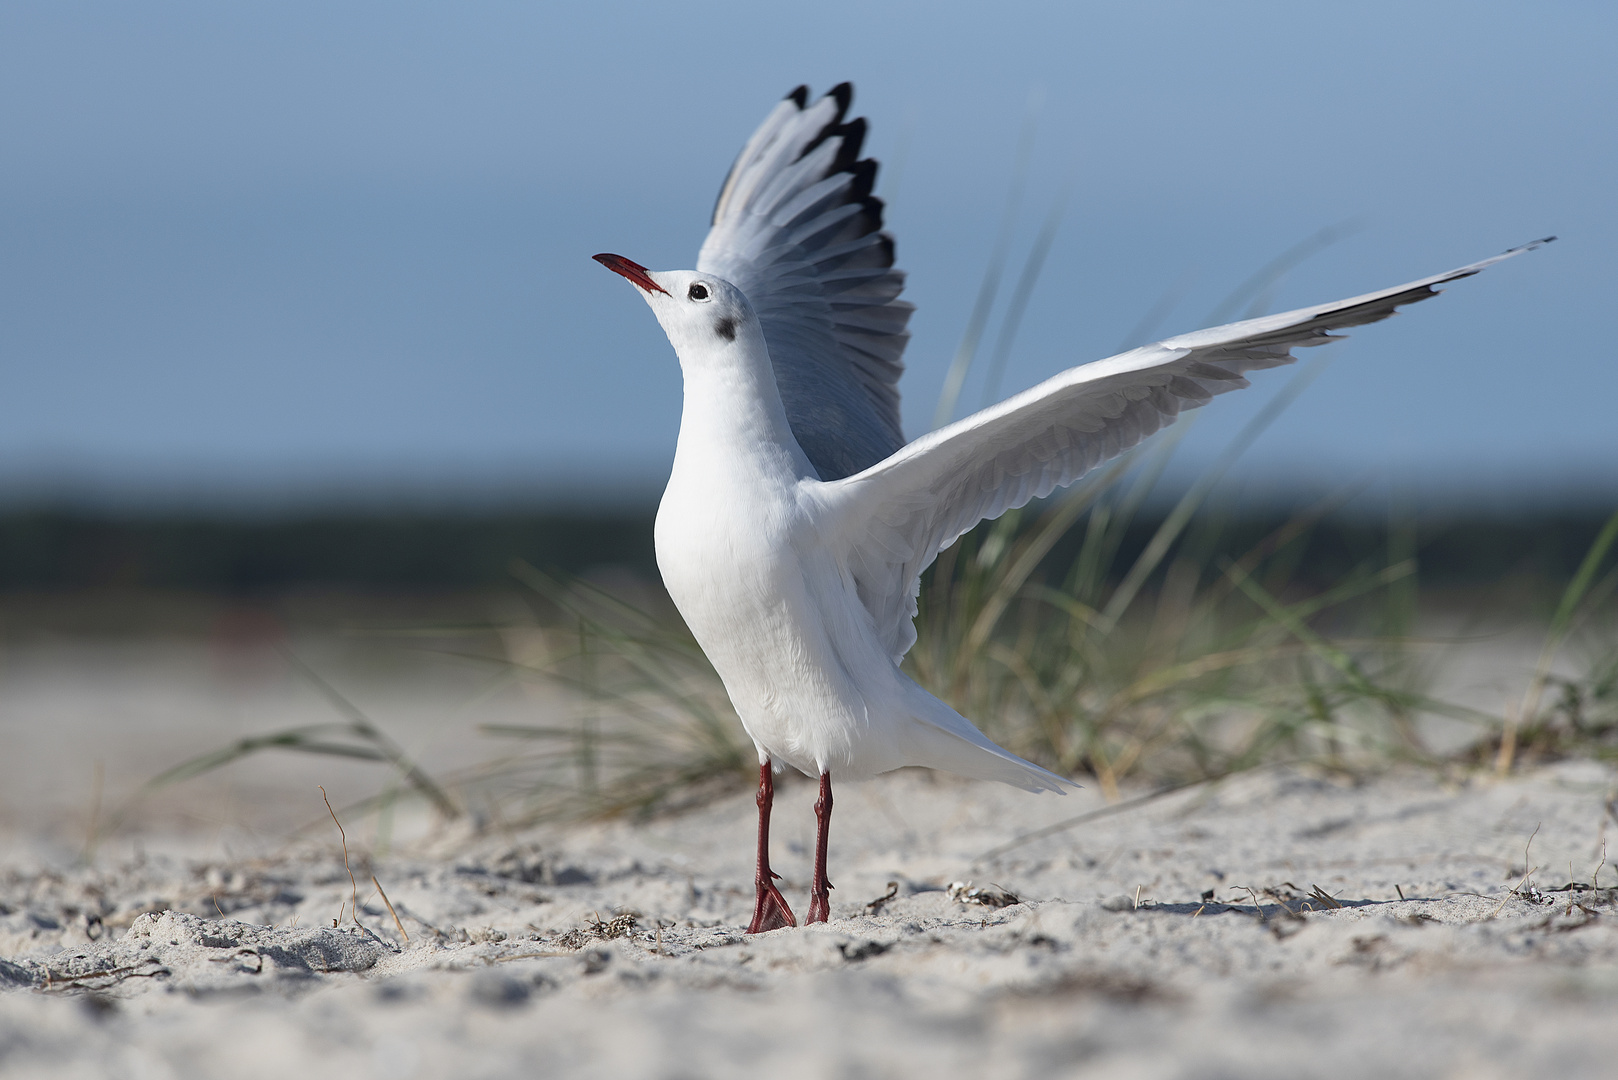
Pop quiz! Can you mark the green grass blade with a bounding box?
[146,725,390,789]
[1204,221,1361,325]
[932,99,1038,428]
[1100,359,1329,629]
[1552,509,1618,634]
[278,649,461,820]
[979,185,1071,408]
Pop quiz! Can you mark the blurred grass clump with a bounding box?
[144,482,1618,834]
[144,442,1618,831]
[906,465,1428,803]
[453,456,1618,823]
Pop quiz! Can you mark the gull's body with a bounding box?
[595,84,1548,931]
[650,273,1058,791]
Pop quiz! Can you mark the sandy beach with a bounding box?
[3,637,1616,1079]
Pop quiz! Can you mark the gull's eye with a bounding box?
[687,283,710,302]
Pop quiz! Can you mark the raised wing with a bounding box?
[698,84,912,481]
[823,239,1553,662]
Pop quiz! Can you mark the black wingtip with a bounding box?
[874,232,896,266]
[725,83,892,261]
[846,158,878,201]
[829,117,869,173]
[798,88,862,164]
[794,86,889,251]
[827,82,853,117]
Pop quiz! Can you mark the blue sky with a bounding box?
[0,1,1611,509]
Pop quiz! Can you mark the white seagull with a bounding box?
[594,83,1548,933]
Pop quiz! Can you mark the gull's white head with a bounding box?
[593,253,756,365]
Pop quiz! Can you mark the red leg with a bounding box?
[807,772,833,924]
[746,762,796,934]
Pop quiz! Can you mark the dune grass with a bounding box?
[470,488,1616,820]
[1478,509,1618,771]
[138,454,1618,835]
[133,485,1618,844]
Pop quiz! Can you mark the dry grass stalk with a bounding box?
[1488,867,1540,920]
[1307,885,1343,910]
[372,875,408,942]
[320,786,361,929]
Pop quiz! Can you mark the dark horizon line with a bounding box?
[0,477,1613,520]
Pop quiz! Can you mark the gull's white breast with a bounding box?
[654,465,907,780]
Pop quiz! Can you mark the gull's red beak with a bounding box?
[593,253,668,295]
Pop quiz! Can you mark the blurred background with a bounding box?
[1,1,1613,854]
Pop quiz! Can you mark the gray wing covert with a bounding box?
[697,84,912,481]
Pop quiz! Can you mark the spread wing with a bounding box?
[821,239,1553,662]
[698,84,912,481]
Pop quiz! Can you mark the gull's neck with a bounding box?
[667,321,818,490]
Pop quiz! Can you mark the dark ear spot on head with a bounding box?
[714,316,737,342]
